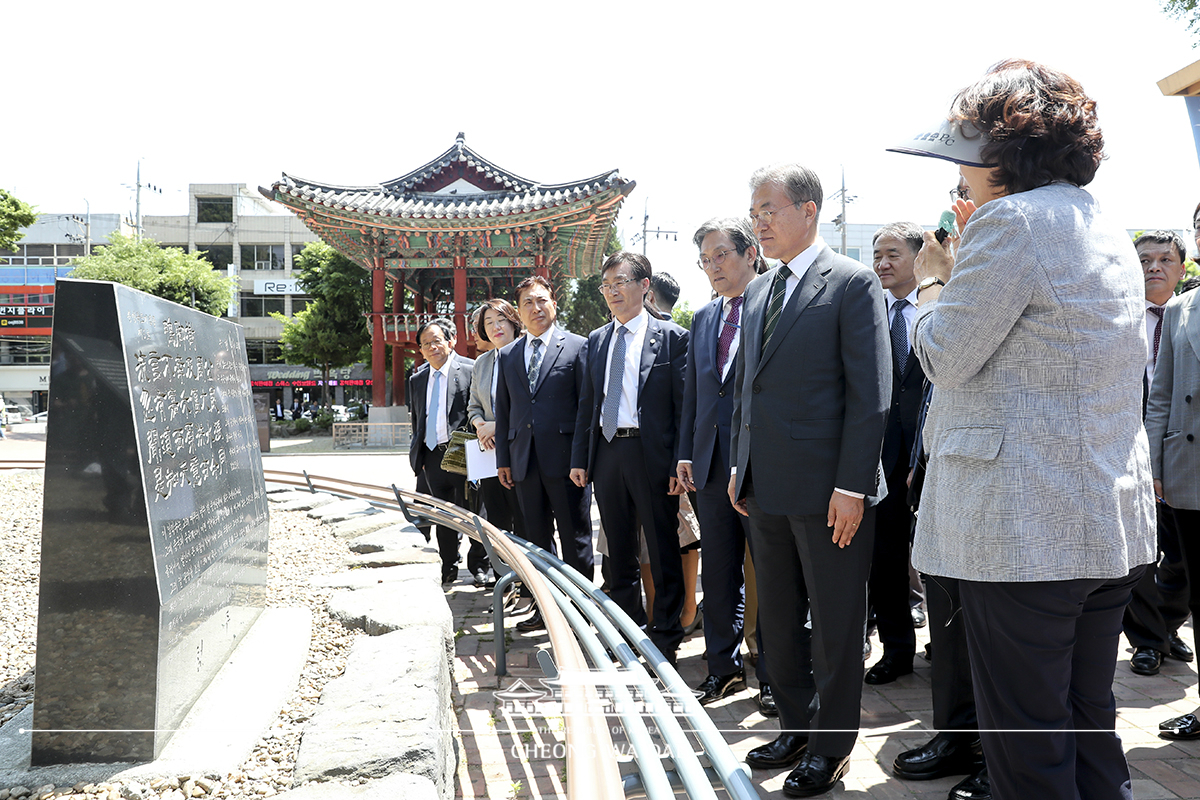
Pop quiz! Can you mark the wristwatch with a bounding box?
[917,276,945,295]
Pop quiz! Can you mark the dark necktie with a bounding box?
[1149,306,1164,366]
[527,338,543,392]
[602,325,629,441]
[761,265,792,354]
[717,296,743,376]
[891,298,910,375]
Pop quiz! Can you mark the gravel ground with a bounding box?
[0,470,365,800]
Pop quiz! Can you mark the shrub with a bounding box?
[293,417,313,433]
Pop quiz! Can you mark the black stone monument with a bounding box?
[32,280,269,764]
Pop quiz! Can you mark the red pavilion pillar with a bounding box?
[392,271,404,406]
[453,257,468,354]
[371,259,387,407]
[535,252,549,281]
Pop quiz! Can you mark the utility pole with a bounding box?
[65,199,91,256]
[629,199,677,255]
[828,166,856,257]
[128,161,162,241]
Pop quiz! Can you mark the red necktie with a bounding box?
[717,296,743,375]
[1149,306,1164,365]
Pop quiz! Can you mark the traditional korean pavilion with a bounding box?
[261,133,635,408]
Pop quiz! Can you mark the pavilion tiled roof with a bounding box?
[267,133,629,224]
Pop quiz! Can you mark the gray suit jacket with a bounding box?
[730,244,890,516]
[912,182,1154,581]
[467,347,500,426]
[1146,288,1200,510]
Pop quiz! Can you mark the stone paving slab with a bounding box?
[307,498,378,522]
[330,512,415,539]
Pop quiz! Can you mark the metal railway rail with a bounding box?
[4,459,759,800]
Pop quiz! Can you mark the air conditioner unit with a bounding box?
[255,261,272,270]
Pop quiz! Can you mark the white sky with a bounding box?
[7,0,1200,308]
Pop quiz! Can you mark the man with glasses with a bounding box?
[496,276,593,632]
[407,317,476,584]
[678,217,775,712]
[731,164,890,797]
[571,252,690,664]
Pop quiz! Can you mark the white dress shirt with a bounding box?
[602,309,648,429]
[778,237,825,306]
[424,358,453,447]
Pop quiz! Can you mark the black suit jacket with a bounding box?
[730,246,890,516]
[677,296,738,490]
[573,314,688,484]
[494,327,588,482]
[881,303,927,474]
[406,353,475,475]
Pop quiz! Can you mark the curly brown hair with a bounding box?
[951,59,1104,196]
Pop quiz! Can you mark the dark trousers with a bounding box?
[959,568,1144,800]
[513,447,594,578]
[923,574,977,733]
[475,476,525,576]
[420,448,465,574]
[1123,502,1190,653]
[867,459,917,662]
[1174,508,1200,656]
[593,436,684,655]
[747,492,875,759]
[696,456,766,682]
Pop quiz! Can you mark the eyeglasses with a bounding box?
[597,277,638,295]
[419,337,449,350]
[697,248,737,271]
[748,200,800,226]
[950,185,969,202]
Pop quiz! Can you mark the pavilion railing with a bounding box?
[371,312,470,338]
[332,422,412,450]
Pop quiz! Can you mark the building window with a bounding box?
[196,197,233,223]
[197,245,234,271]
[292,295,312,314]
[241,244,285,270]
[239,296,286,317]
[245,340,284,365]
[0,337,52,365]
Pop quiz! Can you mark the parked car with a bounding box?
[25,411,47,423]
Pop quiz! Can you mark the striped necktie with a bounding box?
[602,326,629,441]
[761,265,792,354]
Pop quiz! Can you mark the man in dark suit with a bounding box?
[407,317,475,584]
[731,164,890,797]
[571,252,689,663]
[677,216,774,712]
[496,276,593,632]
[863,222,927,685]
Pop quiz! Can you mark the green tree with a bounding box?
[671,301,694,330]
[271,242,373,405]
[69,232,235,316]
[0,189,38,254]
[1164,0,1200,44]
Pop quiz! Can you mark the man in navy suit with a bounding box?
[571,252,689,663]
[677,217,774,712]
[863,223,927,685]
[496,276,593,632]
[731,165,890,796]
[407,317,475,584]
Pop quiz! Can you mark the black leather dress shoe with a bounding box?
[782,752,850,797]
[516,610,545,632]
[696,671,746,705]
[893,732,982,780]
[745,733,809,769]
[441,566,459,584]
[757,683,779,717]
[864,655,914,685]
[1170,633,1195,662]
[949,766,991,800]
[1131,646,1164,675]
[1160,713,1200,739]
[911,605,927,628]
